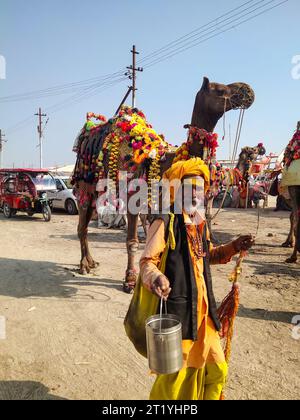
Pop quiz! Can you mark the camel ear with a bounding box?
[201,77,210,92]
[259,146,266,156]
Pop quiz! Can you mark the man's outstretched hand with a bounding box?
[151,275,171,300]
[233,235,255,252]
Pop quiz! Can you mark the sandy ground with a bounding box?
[0,203,299,401]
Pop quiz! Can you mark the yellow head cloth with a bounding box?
[163,157,210,204]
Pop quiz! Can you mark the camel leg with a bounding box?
[282,212,295,248]
[84,206,99,268]
[78,204,99,274]
[123,212,139,294]
[139,213,149,237]
[286,187,300,263]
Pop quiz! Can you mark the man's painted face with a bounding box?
[182,176,205,215]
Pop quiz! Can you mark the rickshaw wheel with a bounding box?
[42,204,51,222]
[3,202,13,218]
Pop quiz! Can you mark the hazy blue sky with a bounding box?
[0,0,299,167]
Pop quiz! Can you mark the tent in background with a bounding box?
[49,164,75,177]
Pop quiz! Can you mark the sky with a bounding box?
[0,0,299,168]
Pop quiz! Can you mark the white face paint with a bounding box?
[181,177,205,217]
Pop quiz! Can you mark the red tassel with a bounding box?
[217,250,246,400]
[217,282,240,359]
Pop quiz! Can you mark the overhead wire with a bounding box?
[142,0,288,69]
[0,0,285,103]
[137,0,261,65]
[5,77,127,134]
[3,0,289,134]
[45,77,128,115]
[0,70,126,103]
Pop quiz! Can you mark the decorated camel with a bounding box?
[213,144,266,208]
[280,122,300,263]
[72,77,256,293]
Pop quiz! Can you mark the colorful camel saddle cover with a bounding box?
[282,130,300,187]
[71,106,171,187]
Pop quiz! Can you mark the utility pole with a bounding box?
[229,124,232,163]
[35,108,47,168]
[126,45,143,108]
[0,129,7,169]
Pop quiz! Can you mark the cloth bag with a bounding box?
[124,214,175,358]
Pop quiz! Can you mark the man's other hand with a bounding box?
[233,235,255,252]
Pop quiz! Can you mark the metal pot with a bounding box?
[146,301,183,375]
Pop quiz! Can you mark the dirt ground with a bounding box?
[0,203,299,400]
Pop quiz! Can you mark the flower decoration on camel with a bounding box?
[72,106,170,207]
[173,127,219,164]
[284,130,300,167]
[96,106,170,204]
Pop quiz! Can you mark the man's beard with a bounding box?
[183,197,205,216]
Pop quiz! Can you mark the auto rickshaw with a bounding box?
[0,169,56,222]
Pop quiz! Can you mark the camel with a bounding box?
[236,145,267,208]
[72,77,256,293]
[206,144,266,236]
[281,122,300,263]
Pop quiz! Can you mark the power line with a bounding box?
[45,77,128,115]
[5,77,127,134]
[44,45,139,116]
[5,115,37,135]
[0,70,126,103]
[142,0,288,69]
[3,0,289,134]
[0,0,274,105]
[138,0,259,65]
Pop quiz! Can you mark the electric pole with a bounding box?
[0,129,7,169]
[35,108,47,168]
[126,45,143,108]
[229,124,232,163]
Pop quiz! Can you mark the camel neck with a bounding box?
[236,159,246,177]
[236,159,244,172]
[188,110,222,159]
[191,114,219,133]
[191,112,221,133]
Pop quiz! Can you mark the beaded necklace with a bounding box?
[186,223,206,259]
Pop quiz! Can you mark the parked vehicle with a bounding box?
[48,176,78,215]
[0,169,56,222]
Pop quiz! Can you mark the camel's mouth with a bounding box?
[228,83,255,110]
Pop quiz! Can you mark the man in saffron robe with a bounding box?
[140,158,254,400]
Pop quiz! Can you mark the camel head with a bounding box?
[191,77,255,132]
[236,143,266,176]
